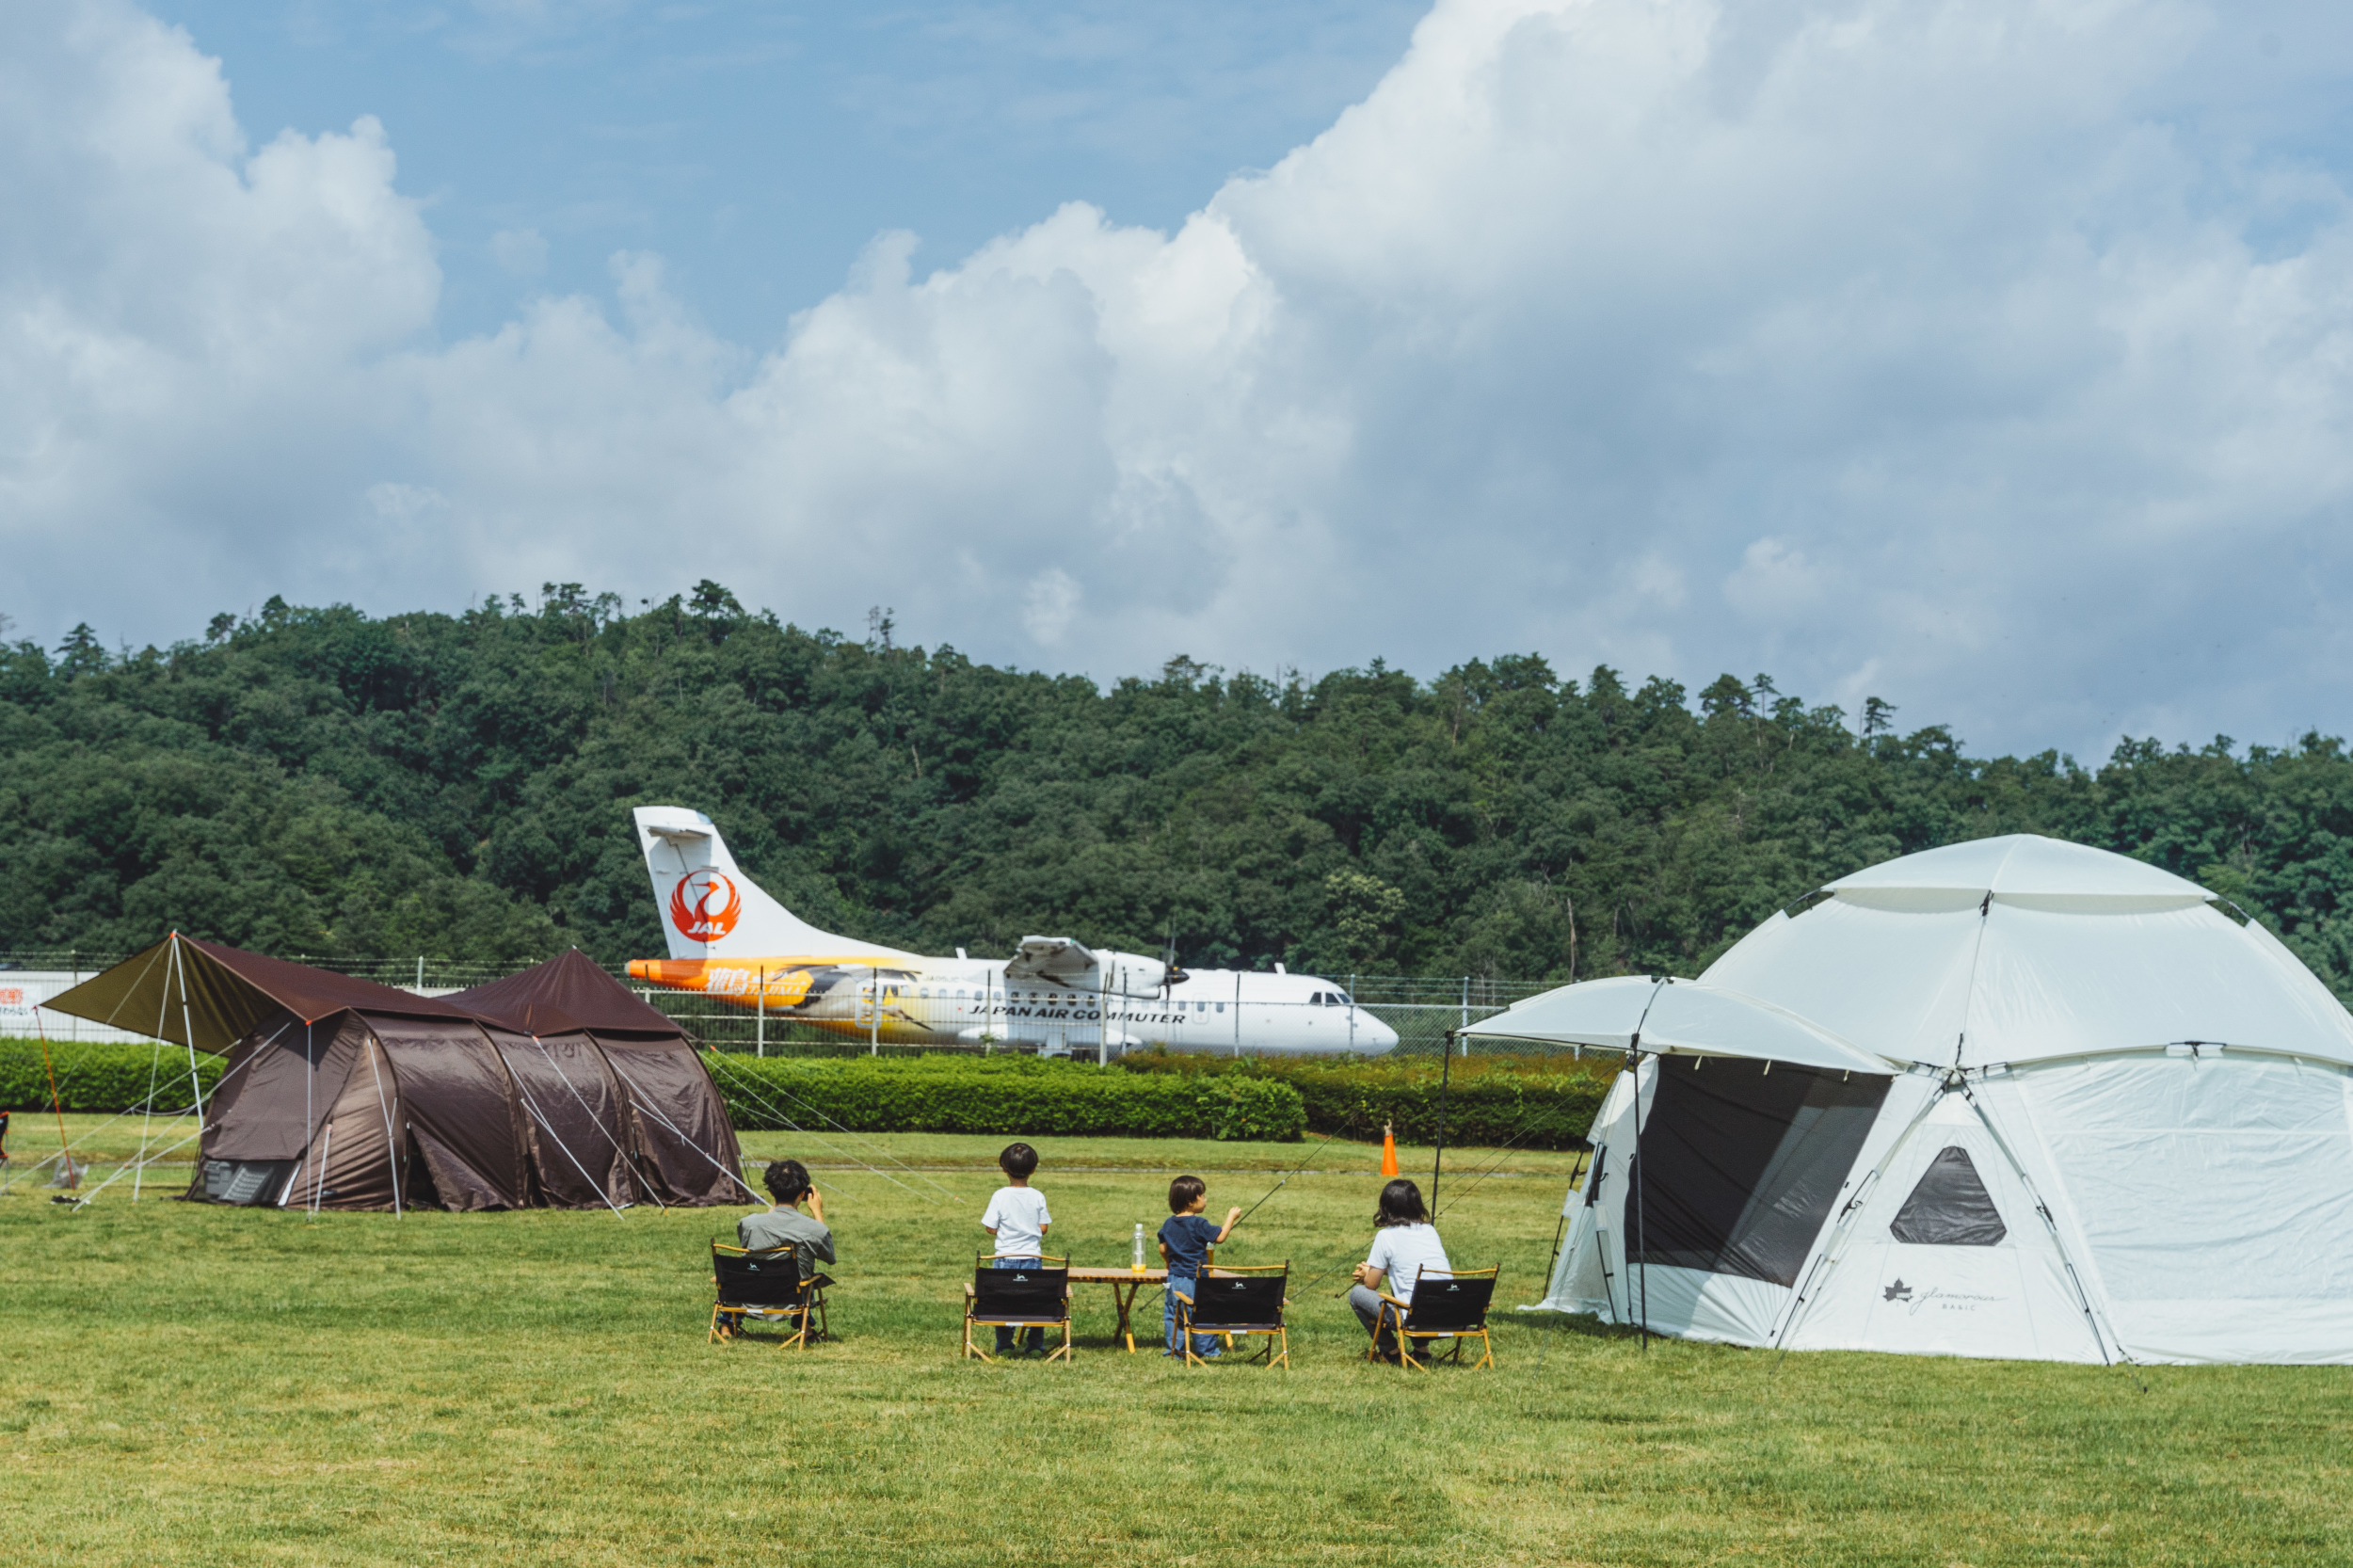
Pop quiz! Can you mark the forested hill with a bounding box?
[5,584,2353,998]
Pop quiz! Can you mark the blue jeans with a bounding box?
[1164,1274,1222,1358]
[993,1256,1046,1353]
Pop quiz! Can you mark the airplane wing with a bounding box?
[1004,936,1096,984]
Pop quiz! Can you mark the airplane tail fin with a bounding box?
[632,806,912,961]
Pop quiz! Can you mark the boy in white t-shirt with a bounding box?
[1350,1177,1450,1360]
[981,1142,1053,1355]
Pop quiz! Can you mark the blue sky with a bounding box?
[12,0,2353,759]
[149,2,1425,346]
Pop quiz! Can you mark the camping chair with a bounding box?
[962,1254,1073,1364]
[1173,1263,1290,1369]
[1369,1265,1498,1370]
[711,1241,830,1349]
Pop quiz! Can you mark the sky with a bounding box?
[7,0,2353,760]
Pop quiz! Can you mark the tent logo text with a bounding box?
[670,871,743,940]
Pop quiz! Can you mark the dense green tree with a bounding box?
[6,589,2353,1000]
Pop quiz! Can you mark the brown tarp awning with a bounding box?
[44,935,472,1054]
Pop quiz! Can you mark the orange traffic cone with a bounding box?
[1381,1121,1400,1177]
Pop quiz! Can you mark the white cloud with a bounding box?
[10,0,2353,754]
[1724,536,1831,622]
[366,482,447,519]
[489,227,548,277]
[1023,568,1082,644]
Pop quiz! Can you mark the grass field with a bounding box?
[5,1126,2352,1566]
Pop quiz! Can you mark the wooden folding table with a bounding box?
[1065,1267,1167,1352]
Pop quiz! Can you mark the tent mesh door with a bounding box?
[1628,1057,1888,1286]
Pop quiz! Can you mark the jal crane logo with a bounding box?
[669,870,743,941]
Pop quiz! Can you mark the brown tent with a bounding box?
[43,936,747,1211]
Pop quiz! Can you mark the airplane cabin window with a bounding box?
[1216,1002,1225,1013]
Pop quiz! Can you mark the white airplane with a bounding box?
[625,806,1399,1057]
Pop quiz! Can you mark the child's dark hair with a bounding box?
[1373,1178,1427,1228]
[1168,1174,1207,1214]
[999,1143,1039,1179]
[764,1159,812,1205]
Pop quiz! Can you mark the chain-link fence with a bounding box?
[619,968,1570,1061]
[0,948,1574,1061]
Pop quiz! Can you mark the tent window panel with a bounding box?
[1888,1145,2008,1246]
[1629,1057,1889,1287]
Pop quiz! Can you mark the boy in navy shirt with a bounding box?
[1159,1175,1242,1358]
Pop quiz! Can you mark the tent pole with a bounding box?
[1958,1079,2130,1373]
[135,945,174,1201]
[301,1021,314,1219]
[311,1122,331,1217]
[1634,1048,1647,1352]
[176,936,206,1123]
[35,1006,72,1188]
[1432,1030,1453,1211]
[363,1033,401,1220]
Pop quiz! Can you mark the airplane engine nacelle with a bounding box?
[1005,937,1176,997]
[1093,951,1176,997]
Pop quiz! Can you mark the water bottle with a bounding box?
[1132,1222,1147,1272]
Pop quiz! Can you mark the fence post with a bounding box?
[1460,976,1469,1056]
[757,966,766,1058]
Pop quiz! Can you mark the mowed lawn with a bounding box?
[4,1128,2351,1566]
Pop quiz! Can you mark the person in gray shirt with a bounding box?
[738,1159,834,1282]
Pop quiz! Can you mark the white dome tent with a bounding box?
[1473,835,2353,1365]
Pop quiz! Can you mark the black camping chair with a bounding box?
[1173,1262,1290,1369]
[962,1253,1072,1364]
[1370,1265,1498,1370]
[711,1241,830,1349]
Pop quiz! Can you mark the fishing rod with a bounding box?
[1225,1126,1349,1234]
[1433,1098,1577,1221]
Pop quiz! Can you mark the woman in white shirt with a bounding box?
[1350,1178,1451,1361]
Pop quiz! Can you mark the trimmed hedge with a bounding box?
[1116,1050,1613,1149]
[704,1054,1306,1142]
[1,1038,222,1114]
[7,1036,1602,1149]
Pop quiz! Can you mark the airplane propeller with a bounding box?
[1161,924,1190,993]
